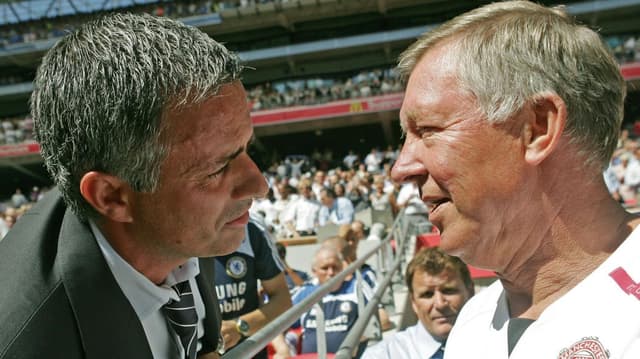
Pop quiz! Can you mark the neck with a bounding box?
[95,219,187,285]
[498,169,639,319]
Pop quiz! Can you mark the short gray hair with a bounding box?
[312,245,343,269]
[398,0,625,169]
[31,13,243,220]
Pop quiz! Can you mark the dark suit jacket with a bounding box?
[0,189,221,358]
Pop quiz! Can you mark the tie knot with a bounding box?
[172,280,191,298]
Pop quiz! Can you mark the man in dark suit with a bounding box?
[0,13,268,359]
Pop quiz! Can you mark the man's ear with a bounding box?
[523,93,567,166]
[79,171,134,223]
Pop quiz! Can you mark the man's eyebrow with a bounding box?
[179,145,245,177]
[221,146,244,163]
[399,112,414,136]
[181,135,254,177]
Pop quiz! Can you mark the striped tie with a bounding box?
[163,280,198,359]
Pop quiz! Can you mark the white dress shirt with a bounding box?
[361,322,443,359]
[283,197,321,232]
[90,221,206,359]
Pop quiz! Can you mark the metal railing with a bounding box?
[223,209,427,359]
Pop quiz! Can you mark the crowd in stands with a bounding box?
[0,186,49,239]
[250,144,431,241]
[1,0,640,86]
[0,73,32,86]
[247,67,403,111]
[0,66,401,145]
[0,115,33,145]
[608,34,640,64]
[2,0,640,68]
[0,0,281,47]
[604,126,640,208]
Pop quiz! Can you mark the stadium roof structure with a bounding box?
[0,0,160,25]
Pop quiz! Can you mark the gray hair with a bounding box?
[398,0,625,169]
[312,245,343,269]
[31,13,243,220]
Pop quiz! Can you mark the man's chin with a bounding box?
[212,229,246,256]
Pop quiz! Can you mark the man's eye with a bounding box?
[442,288,459,295]
[207,164,228,179]
[417,126,438,137]
[421,291,434,299]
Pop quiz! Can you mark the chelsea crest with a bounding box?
[226,256,247,279]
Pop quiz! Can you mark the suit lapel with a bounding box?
[57,210,153,359]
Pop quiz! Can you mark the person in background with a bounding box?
[362,247,474,359]
[215,218,291,358]
[272,182,298,238]
[351,219,368,242]
[289,245,372,356]
[10,188,27,208]
[0,13,268,358]
[282,178,321,237]
[323,226,393,332]
[391,1,640,357]
[369,174,398,216]
[319,187,355,226]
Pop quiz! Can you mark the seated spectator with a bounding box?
[333,182,346,198]
[272,182,298,237]
[311,170,326,199]
[282,178,321,237]
[288,245,371,356]
[369,174,398,216]
[345,178,370,212]
[343,150,359,169]
[350,220,368,241]
[11,188,27,208]
[364,148,383,174]
[362,247,474,359]
[319,188,355,226]
[324,226,393,331]
[250,187,278,234]
[214,218,292,358]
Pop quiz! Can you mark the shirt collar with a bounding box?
[89,220,200,319]
[415,321,446,356]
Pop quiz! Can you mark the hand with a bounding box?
[220,320,243,349]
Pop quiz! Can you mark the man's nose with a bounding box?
[390,138,428,184]
[234,153,269,199]
[433,291,448,308]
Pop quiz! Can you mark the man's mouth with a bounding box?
[432,314,455,323]
[428,198,450,214]
[225,201,253,225]
[226,211,249,226]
